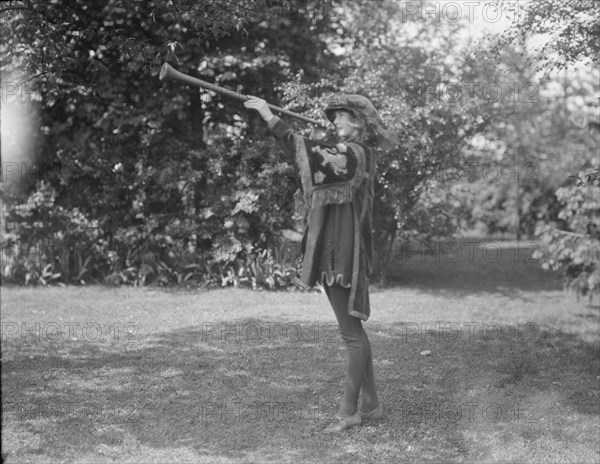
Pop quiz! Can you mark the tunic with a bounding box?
[268,116,376,321]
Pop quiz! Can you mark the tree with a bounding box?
[464,40,599,238]
[307,0,487,279]
[493,0,600,73]
[488,0,600,301]
[0,0,339,286]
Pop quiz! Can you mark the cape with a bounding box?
[268,116,376,320]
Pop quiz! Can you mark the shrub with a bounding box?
[534,171,600,302]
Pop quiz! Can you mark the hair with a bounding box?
[345,112,378,147]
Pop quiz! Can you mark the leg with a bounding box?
[359,329,381,415]
[324,284,378,417]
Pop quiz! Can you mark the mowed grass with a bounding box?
[1,240,599,463]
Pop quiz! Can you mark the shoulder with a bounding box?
[344,142,376,180]
[344,141,373,165]
[345,141,372,155]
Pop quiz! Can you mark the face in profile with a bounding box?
[333,110,363,140]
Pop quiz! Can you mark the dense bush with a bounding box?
[2,0,598,293]
[534,169,600,302]
[0,0,485,288]
[1,0,334,289]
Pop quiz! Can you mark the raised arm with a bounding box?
[244,97,365,185]
[244,97,296,163]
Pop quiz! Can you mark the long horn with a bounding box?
[160,63,324,126]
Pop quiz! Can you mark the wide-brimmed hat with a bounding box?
[324,94,398,149]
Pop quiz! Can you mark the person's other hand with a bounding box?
[244,97,275,122]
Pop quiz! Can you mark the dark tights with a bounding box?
[325,284,379,417]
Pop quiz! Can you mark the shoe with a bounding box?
[323,411,362,434]
[360,405,384,421]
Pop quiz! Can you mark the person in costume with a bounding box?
[244,94,397,433]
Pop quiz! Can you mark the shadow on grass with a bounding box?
[383,239,564,297]
[3,315,599,463]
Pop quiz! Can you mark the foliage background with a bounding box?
[1,0,599,298]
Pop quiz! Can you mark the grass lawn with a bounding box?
[2,240,599,463]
